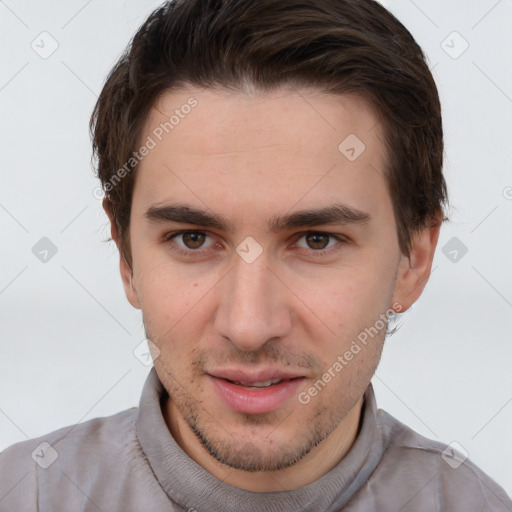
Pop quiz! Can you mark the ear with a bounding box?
[391,213,442,313]
[103,198,141,310]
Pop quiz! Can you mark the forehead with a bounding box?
[143,84,383,153]
[133,85,390,223]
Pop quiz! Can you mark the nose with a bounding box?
[213,252,292,352]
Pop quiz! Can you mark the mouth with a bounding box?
[207,369,306,415]
[223,377,300,388]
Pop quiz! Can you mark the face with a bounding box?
[111,85,438,487]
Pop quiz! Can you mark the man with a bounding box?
[1,0,510,510]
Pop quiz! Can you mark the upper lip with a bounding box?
[208,368,306,383]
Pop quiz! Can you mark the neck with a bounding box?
[164,396,364,492]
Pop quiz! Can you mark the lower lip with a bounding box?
[208,375,305,415]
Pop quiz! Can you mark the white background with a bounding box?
[1,0,511,498]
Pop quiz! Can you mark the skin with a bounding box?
[105,84,441,492]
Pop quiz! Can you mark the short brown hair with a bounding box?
[90,0,448,266]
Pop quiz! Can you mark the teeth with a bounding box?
[235,378,283,388]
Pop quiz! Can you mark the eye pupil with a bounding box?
[307,233,329,250]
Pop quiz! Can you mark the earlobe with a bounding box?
[391,217,442,312]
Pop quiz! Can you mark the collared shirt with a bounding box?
[1,367,510,511]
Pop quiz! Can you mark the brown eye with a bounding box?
[305,233,331,250]
[181,232,206,249]
[294,231,347,257]
[165,230,216,255]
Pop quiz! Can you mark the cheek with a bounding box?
[134,264,183,325]
[297,263,396,375]
[134,259,218,346]
[305,262,394,330]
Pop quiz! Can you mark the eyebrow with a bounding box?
[144,203,371,233]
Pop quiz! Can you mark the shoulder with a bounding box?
[355,409,512,511]
[0,406,138,465]
[0,407,139,510]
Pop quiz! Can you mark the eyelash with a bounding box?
[162,230,348,258]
